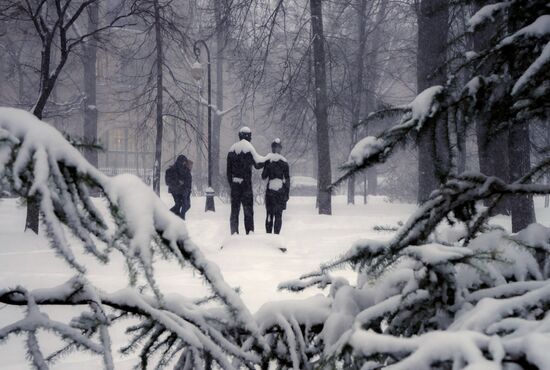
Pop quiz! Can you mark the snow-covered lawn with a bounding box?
[0,193,548,368]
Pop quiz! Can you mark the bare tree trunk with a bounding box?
[508,122,536,232]
[309,0,332,215]
[82,2,99,168]
[363,173,367,204]
[152,0,164,195]
[212,0,225,193]
[0,28,4,88]
[546,125,550,208]
[26,34,59,234]
[545,175,549,208]
[416,0,450,203]
[363,0,388,197]
[473,0,510,215]
[347,0,368,205]
[455,109,467,174]
[506,12,535,231]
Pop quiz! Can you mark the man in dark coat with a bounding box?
[262,138,290,234]
[166,155,192,219]
[227,127,265,234]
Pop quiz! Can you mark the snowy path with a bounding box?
[0,193,548,369]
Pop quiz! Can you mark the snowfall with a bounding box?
[0,189,549,369]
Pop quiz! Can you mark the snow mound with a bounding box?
[221,234,288,253]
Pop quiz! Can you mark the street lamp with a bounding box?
[192,40,215,212]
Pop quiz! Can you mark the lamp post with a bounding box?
[192,40,215,212]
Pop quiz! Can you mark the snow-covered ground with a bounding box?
[0,192,548,368]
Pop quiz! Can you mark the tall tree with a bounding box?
[506,8,536,231]
[364,0,389,198]
[152,0,164,195]
[348,0,368,205]
[309,0,332,215]
[416,0,450,203]
[82,1,99,168]
[473,0,510,215]
[508,123,536,231]
[2,0,129,233]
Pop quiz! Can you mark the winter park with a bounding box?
[0,0,549,369]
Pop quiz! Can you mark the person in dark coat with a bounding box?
[227,127,265,234]
[262,138,290,234]
[166,155,192,219]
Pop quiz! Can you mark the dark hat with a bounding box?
[271,138,282,149]
[176,155,188,164]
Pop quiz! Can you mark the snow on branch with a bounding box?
[279,167,550,368]
[271,3,550,368]
[468,1,513,30]
[254,295,331,370]
[340,329,501,369]
[0,107,264,368]
[332,86,445,188]
[333,278,550,369]
[325,162,550,276]
[315,222,550,368]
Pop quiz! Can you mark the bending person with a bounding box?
[166,155,192,220]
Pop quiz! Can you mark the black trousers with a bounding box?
[170,192,190,220]
[265,191,286,234]
[230,184,254,234]
[265,208,283,234]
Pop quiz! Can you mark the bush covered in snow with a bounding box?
[271,1,550,369]
[0,108,265,369]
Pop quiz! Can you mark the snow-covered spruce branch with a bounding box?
[272,3,550,368]
[276,170,550,368]
[253,295,331,369]
[323,160,550,276]
[0,107,265,368]
[467,1,549,98]
[0,278,260,369]
[309,223,550,369]
[330,279,550,369]
[333,329,514,370]
[332,86,446,188]
[0,286,111,369]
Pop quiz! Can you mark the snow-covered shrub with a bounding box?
[0,108,264,369]
[254,294,331,369]
[277,195,550,368]
[273,1,550,368]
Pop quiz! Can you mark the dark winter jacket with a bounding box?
[226,140,264,188]
[262,154,290,208]
[166,160,192,195]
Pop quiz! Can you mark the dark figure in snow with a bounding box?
[166,155,192,220]
[227,127,265,234]
[262,139,290,234]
